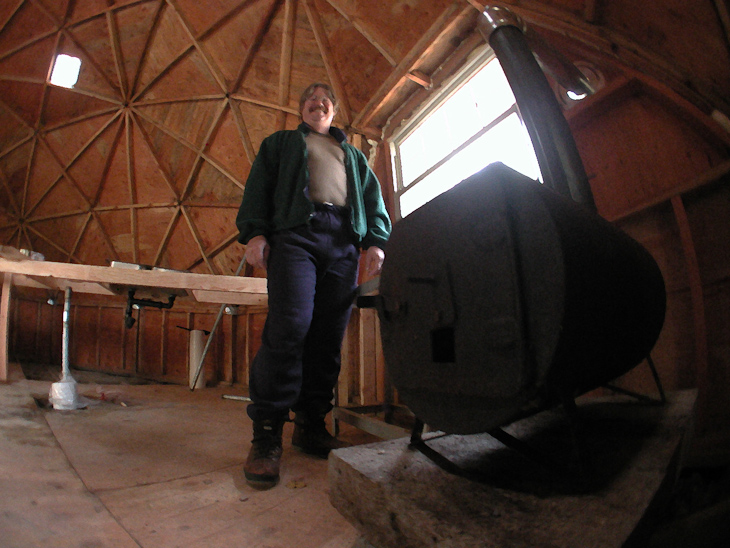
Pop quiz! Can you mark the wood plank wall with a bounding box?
[8,293,252,387]
[6,290,382,408]
[566,71,730,442]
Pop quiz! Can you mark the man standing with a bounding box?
[236,83,391,488]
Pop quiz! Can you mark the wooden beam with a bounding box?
[0,255,267,301]
[277,0,296,129]
[303,0,351,124]
[405,70,432,89]
[106,8,129,100]
[324,0,398,66]
[190,289,267,306]
[353,2,464,129]
[153,207,182,267]
[0,273,11,382]
[129,111,181,199]
[179,98,228,200]
[67,212,92,262]
[231,0,284,94]
[166,0,228,93]
[226,97,256,167]
[130,0,166,97]
[180,206,216,274]
[131,104,242,187]
[0,0,25,40]
[125,110,139,264]
[671,196,709,428]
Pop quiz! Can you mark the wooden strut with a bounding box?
[189,252,248,391]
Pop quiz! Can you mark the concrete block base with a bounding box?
[329,391,696,548]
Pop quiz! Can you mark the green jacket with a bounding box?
[236,123,391,249]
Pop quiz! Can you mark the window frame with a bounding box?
[389,45,537,221]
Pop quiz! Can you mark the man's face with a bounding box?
[301,87,335,130]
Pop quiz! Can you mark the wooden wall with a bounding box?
[7,287,383,409]
[8,291,260,387]
[562,59,730,450]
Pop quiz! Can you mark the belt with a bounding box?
[313,202,349,215]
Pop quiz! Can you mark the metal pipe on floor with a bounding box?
[50,286,80,410]
[61,286,71,380]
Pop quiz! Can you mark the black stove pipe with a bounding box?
[477,6,597,212]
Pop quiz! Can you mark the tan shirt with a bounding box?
[306,131,348,206]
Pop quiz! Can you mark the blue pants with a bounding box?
[247,204,360,422]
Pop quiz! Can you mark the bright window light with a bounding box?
[50,54,81,88]
[392,51,540,219]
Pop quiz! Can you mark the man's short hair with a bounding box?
[299,82,339,115]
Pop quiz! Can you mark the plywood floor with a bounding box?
[0,362,378,548]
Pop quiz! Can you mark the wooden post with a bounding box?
[1,273,12,382]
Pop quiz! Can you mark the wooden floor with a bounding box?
[0,362,378,548]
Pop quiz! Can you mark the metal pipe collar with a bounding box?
[477,5,525,42]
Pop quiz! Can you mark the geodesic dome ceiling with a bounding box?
[0,0,464,274]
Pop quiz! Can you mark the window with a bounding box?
[50,54,81,88]
[391,47,540,219]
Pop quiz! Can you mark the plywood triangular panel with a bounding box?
[139,49,223,102]
[0,227,17,249]
[66,119,125,204]
[0,103,33,150]
[0,2,58,53]
[133,3,196,98]
[25,142,67,211]
[205,105,252,183]
[74,214,119,266]
[0,142,33,203]
[0,35,55,81]
[43,112,118,170]
[172,0,244,36]
[236,0,285,101]
[288,1,328,109]
[133,111,202,196]
[30,175,90,220]
[212,243,246,276]
[54,35,122,102]
[114,1,164,95]
[0,81,44,127]
[65,16,127,98]
[159,212,202,270]
[187,161,240,205]
[314,0,392,115]
[94,129,133,208]
[42,86,118,128]
[200,0,280,88]
[28,214,89,259]
[134,99,222,154]
[186,203,238,252]
[236,101,281,152]
[23,230,65,262]
[0,178,19,219]
[34,0,73,22]
[95,209,135,262]
[135,206,178,266]
[131,123,180,204]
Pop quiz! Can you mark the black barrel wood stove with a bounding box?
[376,7,667,450]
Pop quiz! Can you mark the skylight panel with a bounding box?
[50,54,81,88]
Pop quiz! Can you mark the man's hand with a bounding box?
[246,235,270,271]
[364,246,385,277]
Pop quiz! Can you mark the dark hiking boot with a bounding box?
[292,413,350,459]
[244,418,285,488]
